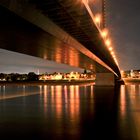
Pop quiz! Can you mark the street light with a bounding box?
[101,28,108,38]
[111,51,114,55]
[94,14,101,28]
[105,39,111,46]
[112,54,116,58]
[109,47,113,51]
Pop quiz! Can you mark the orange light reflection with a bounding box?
[43,85,47,114]
[120,85,126,117]
[55,86,62,119]
[69,85,80,121]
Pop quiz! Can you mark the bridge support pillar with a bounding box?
[95,73,115,86]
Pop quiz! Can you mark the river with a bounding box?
[0,82,140,140]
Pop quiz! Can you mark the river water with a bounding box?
[0,82,140,140]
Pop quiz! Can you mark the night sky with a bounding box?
[107,0,140,70]
[0,0,139,73]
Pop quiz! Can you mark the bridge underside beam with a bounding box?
[0,3,111,73]
[0,0,121,79]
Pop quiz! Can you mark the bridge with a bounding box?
[0,0,121,85]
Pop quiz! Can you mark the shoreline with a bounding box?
[1,78,139,86]
[123,78,140,83]
[0,79,95,86]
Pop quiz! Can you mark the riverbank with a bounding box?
[123,78,140,83]
[0,79,95,86]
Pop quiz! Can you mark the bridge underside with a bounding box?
[0,0,121,80]
[0,5,108,73]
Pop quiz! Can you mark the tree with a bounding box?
[84,69,87,74]
[27,72,38,81]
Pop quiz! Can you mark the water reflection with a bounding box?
[0,85,41,100]
[40,85,82,124]
[120,85,126,117]
[118,83,140,140]
[0,83,140,140]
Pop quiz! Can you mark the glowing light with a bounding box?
[114,57,117,61]
[69,72,79,80]
[101,29,108,38]
[111,51,114,55]
[109,47,113,52]
[121,70,124,74]
[112,54,116,58]
[94,14,101,27]
[54,73,62,80]
[105,39,111,46]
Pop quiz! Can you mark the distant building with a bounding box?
[122,69,140,78]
